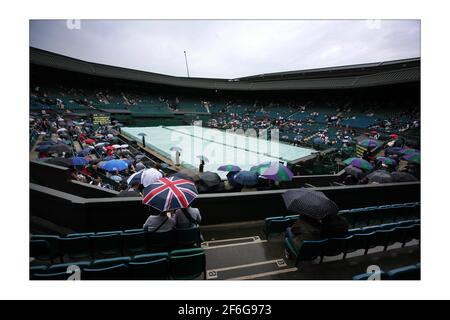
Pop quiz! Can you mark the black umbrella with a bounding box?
[282,189,339,220]
[47,144,72,154]
[391,171,418,182]
[44,157,72,168]
[344,165,366,180]
[198,171,225,193]
[171,169,200,182]
[367,170,393,184]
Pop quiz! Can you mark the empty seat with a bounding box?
[175,227,201,248]
[122,230,147,255]
[82,264,129,280]
[366,229,392,254]
[91,257,131,269]
[387,265,420,280]
[30,240,52,262]
[91,232,122,258]
[169,248,206,280]
[146,230,175,252]
[130,253,170,280]
[59,236,91,262]
[352,271,389,280]
[322,237,348,261]
[33,271,72,280]
[31,235,60,262]
[264,218,296,239]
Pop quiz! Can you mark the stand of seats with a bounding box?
[353,263,421,280]
[284,220,420,266]
[30,248,206,280]
[264,202,420,239]
[30,226,201,264]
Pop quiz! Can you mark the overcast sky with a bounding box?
[29,20,420,79]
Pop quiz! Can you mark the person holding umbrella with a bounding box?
[283,189,349,254]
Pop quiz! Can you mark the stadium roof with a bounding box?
[30,47,420,91]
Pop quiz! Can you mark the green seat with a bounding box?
[59,236,92,262]
[130,253,170,280]
[122,230,147,255]
[169,248,206,280]
[175,227,201,248]
[91,233,122,258]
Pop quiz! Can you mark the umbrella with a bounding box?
[385,147,404,157]
[198,172,225,193]
[399,148,419,156]
[112,144,121,149]
[343,157,373,171]
[141,168,163,187]
[95,142,109,148]
[389,134,399,139]
[376,156,397,166]
[217,164,242,172]
[137,133,147,137]
[120,144,129,149]
[313,137,325,145]
[56,128,68,133]
[391,172,419,182]
[233,171,259,187]
[38,140,57,146]
[403,153,420,164]
[142,177,198,212]
[47,144,72,154]
[226,171,241,187]
[127,170,144,185]
[170,146,182,152]
[172,169,200,182]
[44,157,72,168]
[100,159,129,172]
[35,145,51,152]
[282,189,339,220]
[359,139,380,149]
[70,156,89,167]
[260,162,294,182]
[84,138,95,145]
[197,155,209,163]
[367,170,393,184]
[250,162,272,175]
[344,165,366,180]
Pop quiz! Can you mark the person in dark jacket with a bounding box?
[290,215,322,250]
[321,214,349,239]
[117,181,142,197]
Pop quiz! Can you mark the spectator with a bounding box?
[321,214,349,239]
[117,181,142,197]
[290,215,322,251]
[174,206,202,228]
[143,210,176,233]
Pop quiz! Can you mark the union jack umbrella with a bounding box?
[142,177,198,212]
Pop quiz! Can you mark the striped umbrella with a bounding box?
[217,164,242,172]
[403,153,420,164]
[142,177,198,212]
[260,162,294,182]
[376,156,397,166]
[359,139,380,149]
[343,157,373,171]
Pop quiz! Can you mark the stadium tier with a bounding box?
[29,48,420,280]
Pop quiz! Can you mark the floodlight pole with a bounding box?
[184,51,190,78]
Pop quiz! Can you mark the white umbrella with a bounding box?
[57,128,68,133]
[197,155,210,163]
[107,134,114,139]
[170,146,182,152]
[120,144,129,149]
[95,142,108,148]
[141,168,163,188]
[112,144,121,149]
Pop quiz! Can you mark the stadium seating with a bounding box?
[284,220,420,266]
[30,226,202,264]
[30,249,205,280]
[264,202,420,239]
[353,263,420,280]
